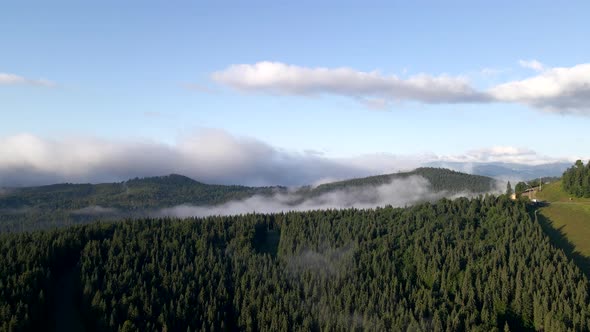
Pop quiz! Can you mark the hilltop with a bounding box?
[307,167,495,195]
[0,174,280,211]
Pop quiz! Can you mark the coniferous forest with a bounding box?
[1,195,589,331]
[563,160,590,198]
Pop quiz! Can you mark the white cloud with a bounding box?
[0,72,55,87]
[212,61,590,115]
[518,59,545,72]
[489,63,590,114]
[0,131,572,187]
[0,131,370,187]
[212,61,488,104]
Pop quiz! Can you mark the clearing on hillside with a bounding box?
[536,181,590,263]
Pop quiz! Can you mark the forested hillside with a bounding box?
[306,167,495,196]
[0,168,497,232]
[563,160,590,198]
[0,174,279,211]
[1,196,588,331]
[0,175,280,232]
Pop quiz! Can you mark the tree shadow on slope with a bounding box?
[252,223,280,257]
[497,310,535,332]
[535,209,590,279]
[51,265,85,332]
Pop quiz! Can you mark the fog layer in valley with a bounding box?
[158,175,483,218]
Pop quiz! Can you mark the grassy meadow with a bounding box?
[536,181,590,262]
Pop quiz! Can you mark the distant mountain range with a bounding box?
[425,161,570,180]
[0,167,496,232]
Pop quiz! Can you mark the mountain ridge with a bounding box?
[0,167,497,232]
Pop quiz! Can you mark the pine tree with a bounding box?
[506,181,513,196]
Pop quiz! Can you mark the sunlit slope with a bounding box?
[537,181,590,256]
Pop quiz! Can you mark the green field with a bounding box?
[537,181,590,204]
[536,181,590,270]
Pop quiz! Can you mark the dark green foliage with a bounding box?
[526,177,559,189]
[514,177,555,197]
[0,224,114,331]
[0,174,279,211]
[515,182,529,195]
[1,196,588,331]
[563,160,590,198]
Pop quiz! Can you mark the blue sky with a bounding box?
[1,1,590,185]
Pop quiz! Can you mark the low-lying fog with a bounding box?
[157,175,489,218]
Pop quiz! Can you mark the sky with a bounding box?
[1,1,590,186]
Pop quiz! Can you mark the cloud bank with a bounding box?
[0,72,54,87]
[157,176,466,218]
[488,63,590,114]
[213,61,590,114]
[0,130,573,187]
[212,61,488,104]
[0,130,368,187]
